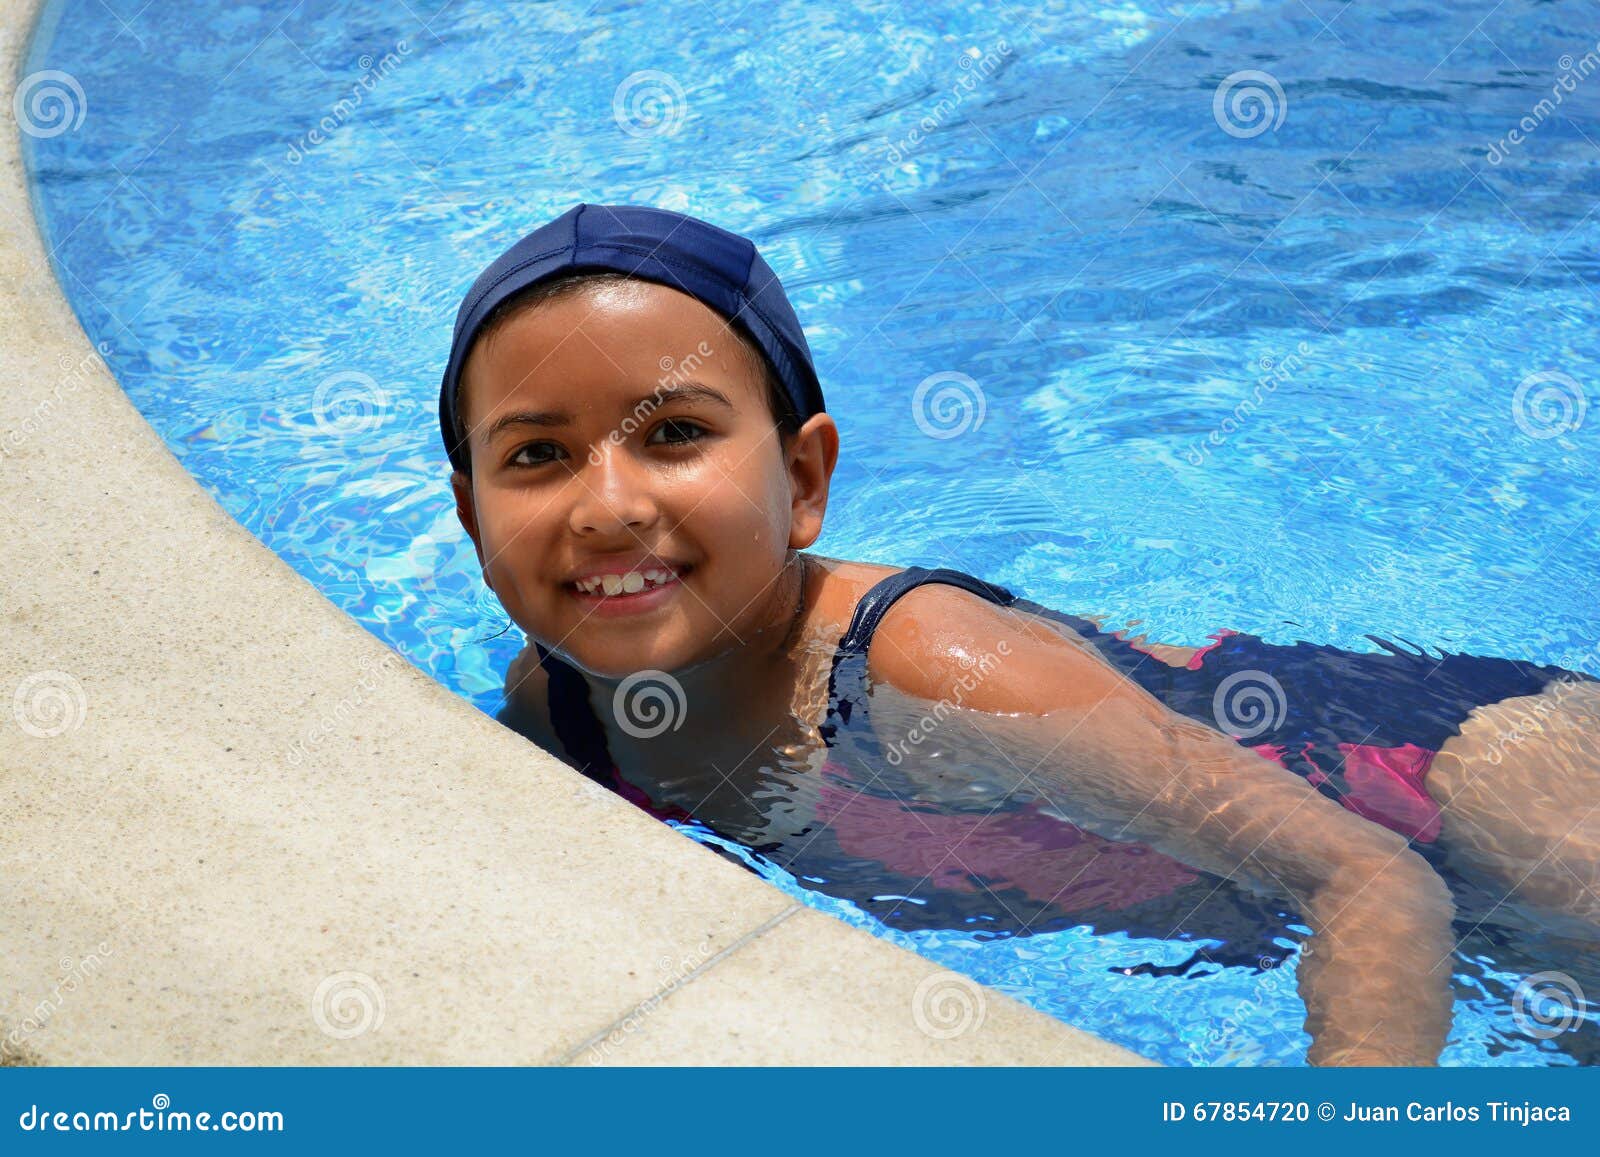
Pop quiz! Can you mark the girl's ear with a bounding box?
[451,469,487,568]
[785,412,839,550]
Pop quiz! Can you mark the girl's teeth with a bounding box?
[577,568,679,596]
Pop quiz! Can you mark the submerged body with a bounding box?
[500,556,1600,960]
[440,204,1599,1064]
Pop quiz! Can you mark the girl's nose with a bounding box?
[567,442,661,537]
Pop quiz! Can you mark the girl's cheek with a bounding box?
[703,454,783,513]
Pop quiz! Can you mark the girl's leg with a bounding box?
[1427,679,1600,941]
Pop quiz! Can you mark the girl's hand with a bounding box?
[863,583,1456,1066]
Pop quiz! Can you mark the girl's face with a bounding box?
[452,279,834,679]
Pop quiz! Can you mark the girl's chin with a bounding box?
[554,638,698,682]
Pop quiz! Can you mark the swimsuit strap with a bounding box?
[534,641,613,780]
[536,564,1018,767]
[823,566,1017,737]
[534,641,699,822]
[835,566,1017,657]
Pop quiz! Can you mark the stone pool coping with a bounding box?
[0,0,1149,1067]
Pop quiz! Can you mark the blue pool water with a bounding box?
[21,0,1600,1064]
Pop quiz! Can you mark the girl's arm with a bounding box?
[865,586,1456,1066]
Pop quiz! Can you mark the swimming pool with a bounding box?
[21,0,1599,1064]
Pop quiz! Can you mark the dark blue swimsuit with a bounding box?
[520,565,1595,964]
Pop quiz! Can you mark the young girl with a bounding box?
[440,203,1600,1066]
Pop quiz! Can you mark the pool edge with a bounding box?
[0,0,1152,1068]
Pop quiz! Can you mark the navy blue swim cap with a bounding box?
[438,202,825,471]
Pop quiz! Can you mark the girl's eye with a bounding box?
[509,441,566,468]
[647,418,708,446]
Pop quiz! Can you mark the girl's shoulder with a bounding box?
[805,554,1061,640]
[824,562,1120,715]
[795,554,900,641]
[803,553,1043,642]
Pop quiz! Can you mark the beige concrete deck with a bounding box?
[0,0,1148,1066]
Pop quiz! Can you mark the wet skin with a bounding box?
[451,278,842,769]
[453,279,1460,1065]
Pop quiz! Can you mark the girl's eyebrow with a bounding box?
[483,409,571,440]
[640,383,734,411]
[482,383,736,442]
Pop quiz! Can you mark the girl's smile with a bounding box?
[565,556,691,616]
[450,275,837,680]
